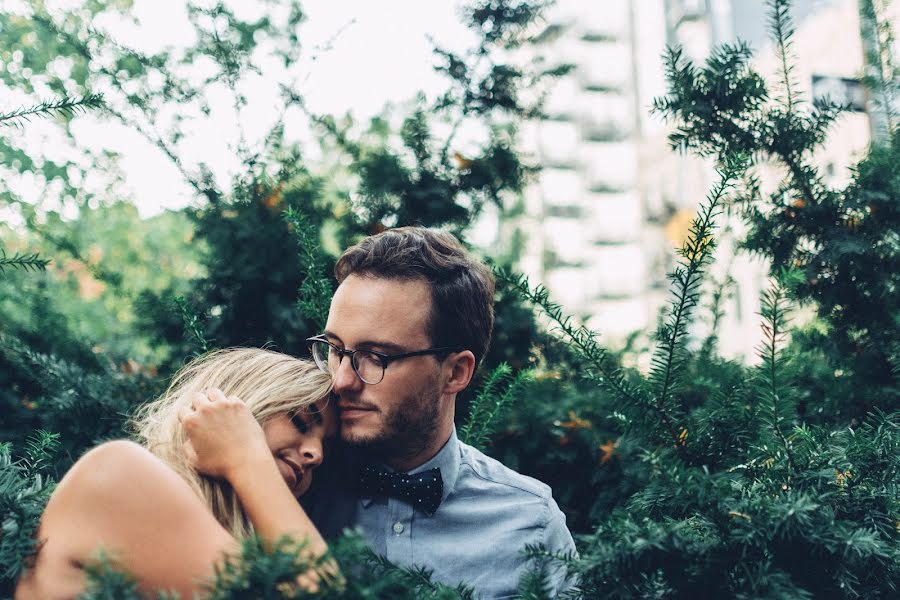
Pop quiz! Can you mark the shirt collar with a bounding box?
[359,427,461,509]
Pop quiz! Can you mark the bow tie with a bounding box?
[357,465,444,515]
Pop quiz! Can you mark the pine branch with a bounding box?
[0,251,50,273]
[648,153,748,447]
[516,570,553,600]
[698,269,736,359]
[0,441,57,586]
[0,94,104,129]
[283,207,333,330]
[21,431,60,480]
[496,267,647,410]
[174,296,210,355]
[767,0,799,111]
[460,362,512,445]
[359,543,475,598]
[460,363,534,451]
[754,272,798,475]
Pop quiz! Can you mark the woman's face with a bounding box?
[263,397,337,498]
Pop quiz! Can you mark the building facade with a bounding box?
[519,0,895,364]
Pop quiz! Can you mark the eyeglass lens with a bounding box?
[311,340,385,384]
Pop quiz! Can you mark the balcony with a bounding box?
[579,90,634,140]
[586,191,643,244]
[586,297,650,340]
[580,140,638,192]
[584,244,646,297]
[539,167,583,208]
[542,75,580,121]
[537,120,581,168]
[576,41,631,91]
[544,216,590,265]
[577,0,630,41]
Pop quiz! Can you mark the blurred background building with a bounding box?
[517,0,898,364]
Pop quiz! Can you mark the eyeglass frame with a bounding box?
[306,334,463,385]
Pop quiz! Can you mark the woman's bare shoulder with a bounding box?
[66,439,171,486]
[43,440,204,543]
[24,439,236,599]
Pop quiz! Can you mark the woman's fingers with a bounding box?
[177,404,193,424]
[208,388,228,403]
[177,387,267,481]
[189,391,209,411]
[185,389,240,417]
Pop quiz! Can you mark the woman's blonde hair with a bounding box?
[131,347,333,539]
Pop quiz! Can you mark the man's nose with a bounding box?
[332,354,362,394]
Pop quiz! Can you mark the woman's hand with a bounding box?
[178,388,271,481]
[180,391,334,572]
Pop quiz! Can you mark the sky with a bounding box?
[733,0,837,47]
[75,0,479,217]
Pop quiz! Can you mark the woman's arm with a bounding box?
[178,389,328,558]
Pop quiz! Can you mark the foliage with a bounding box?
[654,0,900,418]
[1,0,899,598]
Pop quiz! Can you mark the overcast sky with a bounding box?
[732,0,837,47]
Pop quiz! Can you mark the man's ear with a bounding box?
[442,350,476,395]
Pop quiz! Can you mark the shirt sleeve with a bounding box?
[542,499,579,596]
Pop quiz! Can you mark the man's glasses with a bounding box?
[307,335,460,385]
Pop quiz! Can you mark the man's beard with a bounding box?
[343,385,440,463]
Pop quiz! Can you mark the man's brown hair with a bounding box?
[334,226,495,367]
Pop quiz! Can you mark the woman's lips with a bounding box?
[282,459,305,492]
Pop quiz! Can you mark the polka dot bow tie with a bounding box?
[357,465,444,515]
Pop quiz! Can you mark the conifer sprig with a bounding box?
[754,274,798,474]
[496,268,645,410]
[460,362,534,451]
[767,0,799,110]
[174,296,210,355]
[0,251,50,273]
[648,153,747,447]
[0,94,104,129]
[698,269,736,359]
[283,207,332,330]
[21,430,60,480]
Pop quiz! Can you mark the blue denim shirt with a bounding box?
[306,429,577,599]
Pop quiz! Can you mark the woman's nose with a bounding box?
[298,437,324,468]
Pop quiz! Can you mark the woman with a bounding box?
[15,348,336,599]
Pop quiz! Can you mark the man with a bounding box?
[304,226,576,599]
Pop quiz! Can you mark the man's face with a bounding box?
[324,274,444,460]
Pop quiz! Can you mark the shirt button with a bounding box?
[392,522,405,534]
